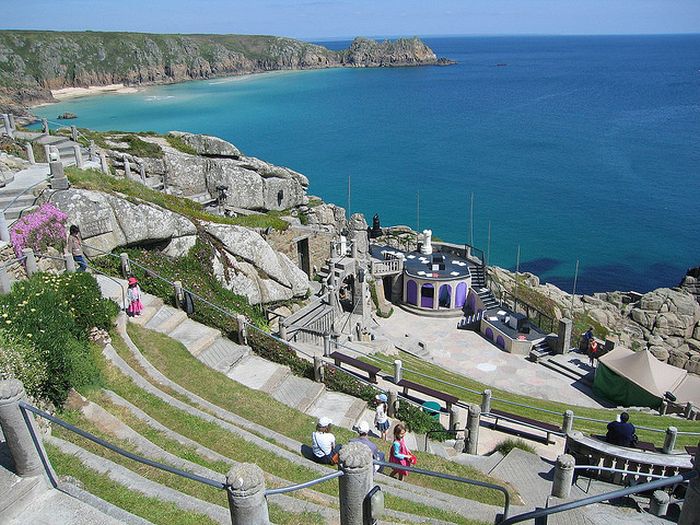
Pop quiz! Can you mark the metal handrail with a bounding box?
[374,459,511,519]
[2,176,51,213]
[18,400,225,490]
[498,469,697,525]
[265,470,344,495]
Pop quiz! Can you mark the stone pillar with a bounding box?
[393,359,402,384]
[50,146,60,162]
[449,405,462,432]
[73,144,83,169]
[70,125,78,142]
[0,380,45,477]
[314,355,324,383]
[89,141,96,162]
[8,113,16,130]
[43,144,52,164]
[49,160,69,190]
[22,248,37,276]
[139,163,147,183]
[278,322,287,340]
[225,463,270,525]
[662,426,677,454]
[679,443,700,525]
[41,118,49,135]
[351,241,358,260]
[100,152,109,174]
[562,410,575,434]
[388,390,398,417]
[649,490,670,517]
[1,114,13,138]
[0,267,11,295]
[119,252,131,278]
[659,399,669,416]
[173,280,183,309]
[556,318,572,354]
[340,235,347,256]
[236,315,247,346]
[64,253,76,273]
[465,404,481,454]
[0,210,9,243]
[481,389,492,414]
[124,158,132,180]
[338,442,374,525]
[25,143,35,165]
[323,332,331,357]
[551,454,575,499]
[331,240,338,259]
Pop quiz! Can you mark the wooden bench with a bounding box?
[328,351,381,384]
[396,379,458,412]
[487,408,561,444]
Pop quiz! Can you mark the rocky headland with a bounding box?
[0,30,450,114]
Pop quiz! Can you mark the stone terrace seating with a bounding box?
[329,351,381,384]
[565,431,693,486]
[485,408,561,444]
[397,379,458,412]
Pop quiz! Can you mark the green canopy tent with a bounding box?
[593,347,687,409]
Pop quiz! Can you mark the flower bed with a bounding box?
[9,203,68,259]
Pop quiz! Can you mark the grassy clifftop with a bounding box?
[0,30,441,111]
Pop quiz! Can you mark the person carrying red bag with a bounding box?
[389,423,416,480]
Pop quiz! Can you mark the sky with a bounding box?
[2,0,700,39]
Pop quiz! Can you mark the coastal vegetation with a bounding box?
[0,30,441,114]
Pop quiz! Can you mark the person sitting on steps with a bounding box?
[606,412,637,447]
[311,417,341,464]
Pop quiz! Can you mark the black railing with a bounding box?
[498,469,697,525]
[374,459,511,519]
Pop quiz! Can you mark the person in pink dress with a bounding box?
[389,423,415,481]
[126,277,144,317]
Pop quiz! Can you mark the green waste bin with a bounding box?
[421,401,441,421]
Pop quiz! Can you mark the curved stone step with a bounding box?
[271,374,326,413]
[113,316,513,520]
[167,318,220,356]
[226,354,290,393]
[197,337,249,373]
[144,305,187,334]
[47,436,230,524]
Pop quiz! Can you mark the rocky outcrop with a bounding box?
[679,266,700,305]
[168,131,241,158]
[49,189,198,256]
[305,202,347,233]
[47,189,308,304]
[205,223,308,304]
[0,31,448,109]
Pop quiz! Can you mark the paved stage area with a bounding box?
[374,307,605,409]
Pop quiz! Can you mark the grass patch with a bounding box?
[65,166,289,231]
[46,443,220,525]
[366,352,700,447]
[121,324,515,506]
[493,438,536,456]
[166,135,198,155]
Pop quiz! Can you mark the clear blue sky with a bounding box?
[3,0,699,39]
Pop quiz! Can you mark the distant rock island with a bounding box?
[0,30,453,114]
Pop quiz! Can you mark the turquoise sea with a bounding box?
[34,35,700,294]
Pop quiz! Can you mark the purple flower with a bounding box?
[10,203,68,258]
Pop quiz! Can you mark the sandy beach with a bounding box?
[50,83,140,101]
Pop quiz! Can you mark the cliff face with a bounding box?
[0,31,445,112]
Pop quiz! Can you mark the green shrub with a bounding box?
[396,402,450,441]
[0,329,47,400]
[248,330,314,379]
[323,366,376,402]
[0,273,117,405]
[493,438,536,456]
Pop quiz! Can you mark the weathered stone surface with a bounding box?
[306,202,347,232]
[50,189,196,256]
[347,213,369,259]
[649,346,669,362]
[631,288,700,338]
[205,222,308,304]
[169,131,241,158]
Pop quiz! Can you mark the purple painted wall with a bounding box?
[485,327,494,341]
[406,280,418,305]
[439,284,451,308]
[496,335,506,349]
[455,282,467,308]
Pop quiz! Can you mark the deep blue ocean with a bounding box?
[34,35,700,294]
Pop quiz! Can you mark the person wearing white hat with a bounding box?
[311,417,339,464]
[374,393,390,441]
[350,421,385,472]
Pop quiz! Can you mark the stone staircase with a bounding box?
[477,287,500,310]
[96,275,375,433]
[528,339,554,362]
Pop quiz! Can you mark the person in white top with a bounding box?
[311,417,339,464]
[374,393,390,441]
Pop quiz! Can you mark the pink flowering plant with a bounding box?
[9,203,68,259]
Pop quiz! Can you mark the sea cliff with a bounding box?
[0,30,447,113]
